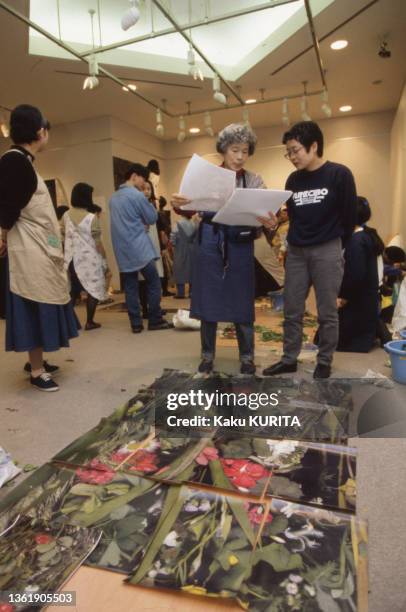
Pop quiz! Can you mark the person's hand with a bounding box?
[278,251,286,264]
[0,238,7,257]
[337,298,348,309]
[257,211,278,230]
[171,194,191,208]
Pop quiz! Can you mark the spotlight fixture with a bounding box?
[300,95,311,121]
[378,41,391,59]
[156,108,164,137]
[128,83,137,91]
[213,74,227,105]
[282,97,290,127]
[242,107,250,126]
[321,88,332,118]
[187,44,203,81]
[177,116,186,142]
[204,111,214,137]
[122,86,129,92]
[339,105,352,112]
[245,99,257,104]
[330,40,348,50]
[189,127,200,134]
[83,54,99,90]
[121,0,140,31]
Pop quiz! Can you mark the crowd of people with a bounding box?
[0,104,405,392]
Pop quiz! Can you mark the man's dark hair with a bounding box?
[159,196,167,210]
[385,246,406,264]
[10,104,50,145]
[124,163,149,181]
[147,159,160,175]
[356,196,385,256]
[282,121,324,157]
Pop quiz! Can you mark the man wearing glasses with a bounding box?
[263,121,357,379]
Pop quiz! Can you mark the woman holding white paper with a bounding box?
[172,123,275,375]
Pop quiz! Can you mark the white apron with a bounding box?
[5,151,70,305]
[64,212,106,301]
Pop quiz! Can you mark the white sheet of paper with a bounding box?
[179,154,236,211]
[212,188,292,227]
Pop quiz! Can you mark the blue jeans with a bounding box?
[201,320,254,363]
[176,283,185,298]
[122,261,162,328]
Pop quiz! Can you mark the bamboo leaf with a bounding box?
[253,543,303,572]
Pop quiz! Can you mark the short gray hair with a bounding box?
[216,123,257,156]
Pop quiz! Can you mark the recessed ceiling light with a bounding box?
[189,127,200,134]
[330,40,348,50]
[122,86,129,92]
[339,105,352,112]
[245,99,257,104]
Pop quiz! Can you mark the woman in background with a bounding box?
[171,208,197,298]
[64,183,108,330]
[337,196,384,352]
[139,179,164,318]
[0,104,77,391]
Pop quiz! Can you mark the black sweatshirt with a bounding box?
[285,161,357,247]
[0,146,37,230]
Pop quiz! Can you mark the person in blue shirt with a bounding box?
[109,163,171,333]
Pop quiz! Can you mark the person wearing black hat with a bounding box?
[0,104,78,391]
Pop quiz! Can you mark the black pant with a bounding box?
[201,320,254,363]
[69,262,98,324]
[0,256,6,319]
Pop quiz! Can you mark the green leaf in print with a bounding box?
[253,543,303,572]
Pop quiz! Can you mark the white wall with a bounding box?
[390,83,406,245]
[163,111,395,240]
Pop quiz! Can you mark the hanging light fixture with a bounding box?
[156,108,164,137]
[83,54,99,90]
[282,97,290,127]
[321,88,332,117]
[187,44,203,81]
[204,111,214,136]
[242,107,250,125]
[121,0,140,31]
[83,11,99,90]
[177,116,186,142]
[0,111,9,138]
[300,81,311,121]
[213,74,227,105]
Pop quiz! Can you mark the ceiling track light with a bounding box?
[156,108,164,137]
[242,108,250,125]
[204,111,214,137]
[320,88,332,118]
[83,12,99,91]
[83,53,99,90]
[212,74,227,105]
[187,44,203,81]
[121,0,140,31]
[0,121,9,138]
[177,115,186,142]
[282,97,290,127]
[300,83,311,121]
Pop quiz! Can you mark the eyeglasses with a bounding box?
[284,146,304,159]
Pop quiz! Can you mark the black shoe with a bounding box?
[240,361,256,375]
[148,320,174,331]
[85,321,101,331]
[313,363,331,379]
[262,361,297,376]
[161,309,167,316]
[162,291,174,297]
[24,360,59,374]
[198,359,213,374]
[132,325,144,333]
[30,372,59,392]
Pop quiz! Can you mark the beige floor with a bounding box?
[1,299,406,612]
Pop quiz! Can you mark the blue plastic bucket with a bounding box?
[400,330,406,340]
[384,340,406,384]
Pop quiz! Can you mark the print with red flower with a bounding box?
[34,533,54,545]
[0,603,15,612]
[75,459,115,485]
[126,449,159,474]
[195,446,219,466]
[248,505,273,525]
[220,458,270,490]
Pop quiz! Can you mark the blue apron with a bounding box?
[190,217,255,323]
